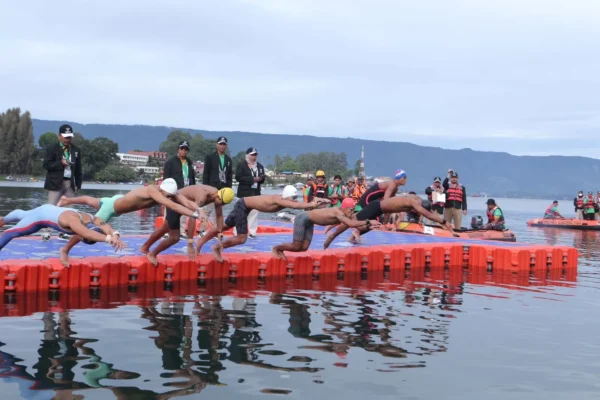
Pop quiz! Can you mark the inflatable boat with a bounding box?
[527,218,600,230]
[394,221,517,242]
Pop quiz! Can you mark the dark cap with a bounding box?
[334,174,342,180]
[450,171,458,178]
[433,176,442,182]
[178,140,190,149]
[59,124,74,137]
[486,198,496,205]
[216,136,228,144]
[246,147,258,155]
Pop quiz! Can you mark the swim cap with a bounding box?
[218,187,235,204]
[315,170,325,177]
[394,169,407,180]
[341,198,356,209]
[282,185,298,199]
[421,199,432,211]
[82,224,103,245]
[159,178,178,195]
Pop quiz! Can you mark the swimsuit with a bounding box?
[95,194,124,222]
[292,212,314,242]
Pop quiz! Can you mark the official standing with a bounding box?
[200,136,233,234]
[235,147,265,238]
[163,140,196,236]
[42,124,82,240]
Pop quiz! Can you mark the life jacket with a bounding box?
[446,183,464,203]
[311,181,328,199]
[544,205,558,217]
[429,184,445,206]
[303,185,313,203]
[575,197,584,209]
[584,197,596,211]
[329,184,348,205]
[351,184,367,202]
[486,206,505,225]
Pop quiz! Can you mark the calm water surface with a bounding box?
[0,185,599,399]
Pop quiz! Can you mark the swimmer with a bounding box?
[195,185,331,262]
[272,197,381,261]
[0,204,125,267]
[324,195,453,249]
[140,185,234,266]
[56,178,204,259]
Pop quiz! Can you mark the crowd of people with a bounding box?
[0,124,521,265]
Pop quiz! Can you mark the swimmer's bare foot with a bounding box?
[139,245,150,255]
[271,248,288,261]
[0,217,4,228]
[57,196,69,207]
[147,253,159,267]
[212,244,224,263]
[59,247,70,267]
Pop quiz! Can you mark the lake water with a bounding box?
[0,184,599,400]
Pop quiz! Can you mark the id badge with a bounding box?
[219,170,226,183]
[251,182,258,189]
[184,178,190,187]
[64,166,72,178]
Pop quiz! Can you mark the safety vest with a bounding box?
[329,184,348,205]
[575,197,584,209]
[429,185,445,206]
[584,197,596,212]
[351,184,367,201]
[486,206,505,224]
[312,182,328,199]
[446,183,464,203]
[303,185,313,203]
[544,205,558,218]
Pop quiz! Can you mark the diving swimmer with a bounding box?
[272,197,380,261]
[195,185,331,262]
[324,194,453,249]
[140,185,235,266]
[0,204,125,267]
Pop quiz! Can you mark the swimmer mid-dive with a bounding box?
[195,185,331,262]
[272,197,381,260]
[324,194,454,249]
[56,178,205,258]
[0,204,125,267]
[140,185,235,266]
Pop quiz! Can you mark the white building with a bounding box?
[117,153,149,166]
[135,166,159,174]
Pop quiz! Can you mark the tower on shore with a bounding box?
[359,145,365,177]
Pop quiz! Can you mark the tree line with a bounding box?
[0,108,137,182]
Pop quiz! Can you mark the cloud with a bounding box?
[1,0,600,157]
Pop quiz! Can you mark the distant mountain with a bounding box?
[32,119,600,199]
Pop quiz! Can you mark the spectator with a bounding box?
[235,147,266,238]
[42,124,82,241]
[163,140,196,236]
[200,136,233,234]
[442,169,467,230]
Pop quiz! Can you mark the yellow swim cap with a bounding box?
[218,187,235,204]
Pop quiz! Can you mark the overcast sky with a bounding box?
[2,0,599,157]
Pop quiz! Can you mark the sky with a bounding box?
[1,0,600,157]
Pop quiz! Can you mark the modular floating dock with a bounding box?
[0,220,578,299]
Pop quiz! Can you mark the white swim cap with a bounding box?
[160,178,178,195]
[282,185,298,199]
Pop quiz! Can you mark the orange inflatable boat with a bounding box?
[392,222,517,242]
[527,218,600,230]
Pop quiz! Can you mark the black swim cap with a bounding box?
[82,238,96,245]
[421,199,432,211]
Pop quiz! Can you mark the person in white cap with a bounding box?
[41,124,83,241]
[195,185,330,262]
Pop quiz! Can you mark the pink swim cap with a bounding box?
[341,198,356,209]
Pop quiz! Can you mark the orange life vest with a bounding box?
[351,184,367,201]
[575,198,584,209]
[446,183,464,203]
[311,182,328,198]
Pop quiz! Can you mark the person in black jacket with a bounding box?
[42,124,82,240]
[163,140,196,189]
[235,147,266,238]
[163,140,196,236]
[199,136,233,235]
[202,136,233,189]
